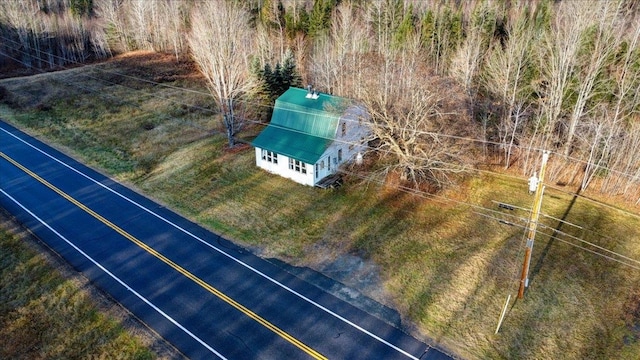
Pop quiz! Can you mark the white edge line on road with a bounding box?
[1,125,422,360]
[0,188,227,360]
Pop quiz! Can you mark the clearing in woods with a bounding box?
[2,51,640,359]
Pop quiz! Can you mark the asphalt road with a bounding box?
[0,120,453,360]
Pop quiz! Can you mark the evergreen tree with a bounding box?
[69,0,93,17]
[532,0,553,34]
[421,9,436,50]
[280,48,302,91]
[308,0,337,39]
[471,3,497,49]
[272,62,284,94]
[284,4,309,39]
[249,56,272,121]
[252,49,303,104]
[393,4,416,50]
[263,62,274,86]
[259,0,285,30]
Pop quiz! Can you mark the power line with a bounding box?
[2,38,517,187]
[3,45,637,237]
[3,43,638,229]
[0,48,215,135]
[4,32,640,184]
[3,44,640,272]
[546,183,640,220]
[476,209,640,272]
[537,222,640,266]
[345,165,640,273]
[4,34,640,203]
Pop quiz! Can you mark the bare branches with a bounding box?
[3,0,640,198]
[0,0,110,68]
[187,1,255,147]
[360,56,472,188]
[482,7,533,169]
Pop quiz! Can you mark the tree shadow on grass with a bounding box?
[529,187,581,288]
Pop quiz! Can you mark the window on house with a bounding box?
[262,150,277,164]
[341,122,346,137]
[315,164,319,178]
[338,149,342,162]
[327,156,331,171]
[289,158,306,174]
[320,160,325,170]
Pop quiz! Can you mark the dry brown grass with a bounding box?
[0,212,156,359]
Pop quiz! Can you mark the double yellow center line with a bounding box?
[0,151,326,360]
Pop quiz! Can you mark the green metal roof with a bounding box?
[252,87,347,164]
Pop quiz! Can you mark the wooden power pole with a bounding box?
[518,151,550,299]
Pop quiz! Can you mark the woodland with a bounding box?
[4,2,640,359]
[1,0,640,199]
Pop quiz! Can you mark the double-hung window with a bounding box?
[262,150,277,164]
[288,158,306,174]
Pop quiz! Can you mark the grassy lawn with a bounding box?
[2,51,640,359]
[0,213,154,359]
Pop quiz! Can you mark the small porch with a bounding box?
[315,173,343,189]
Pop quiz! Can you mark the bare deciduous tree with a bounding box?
[94,0,130,52]
[0,0,110,68]
[535,1,588,151]
[564,1,623,157]
[310,1,370,97]
[578,105,618,190]
[482,8,533,169]
[360,55,472,188]
[600,17,640,196]
[188,1,256,147]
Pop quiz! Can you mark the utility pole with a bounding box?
[518,151,550,299]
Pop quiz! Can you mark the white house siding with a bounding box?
[313,154,333,183]
[255,148,314,186]
[315,105,369,180]
[254,105,369,187]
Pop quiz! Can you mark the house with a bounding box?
[252,87,369,187]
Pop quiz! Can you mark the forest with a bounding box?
[1,0,640,202]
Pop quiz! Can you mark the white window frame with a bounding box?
[289,158,306,174]
[262,149,278,164]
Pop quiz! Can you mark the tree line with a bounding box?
[1,0,640,201]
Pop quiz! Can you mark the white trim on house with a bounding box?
[255,105,368,187]
[255,148,315,186]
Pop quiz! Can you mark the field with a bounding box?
[0,209,166,359]
[2,51,640,359]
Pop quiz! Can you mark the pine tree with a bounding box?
[284,4,309,39]
[393,4,416,50]
[307,0,337,39]
[280,48,302,91]
[69,0,93,17]
[249,56,272,121]
[272,62,284,95]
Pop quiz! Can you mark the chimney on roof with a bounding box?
[305,85,319,100]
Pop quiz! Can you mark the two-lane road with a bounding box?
[0,120,451,359]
